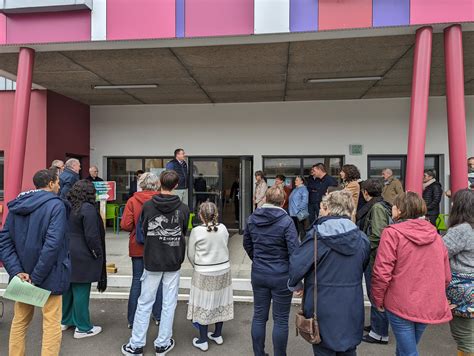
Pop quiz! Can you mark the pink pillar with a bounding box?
[405,27,433,194]
[2,48,35,224]
[444,25,468,195]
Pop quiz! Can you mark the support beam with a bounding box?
[444,24,468,195]
[405,27,432,195]
[2,47,35,225]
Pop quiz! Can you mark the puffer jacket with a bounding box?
[422,181,443,219]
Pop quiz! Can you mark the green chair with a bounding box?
[436,214,449,232]
[188,213,195,231]
[106,203,119,233]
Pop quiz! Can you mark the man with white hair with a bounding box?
[381,168,403,205]
[86,165,104,182]
[59,158,81,199]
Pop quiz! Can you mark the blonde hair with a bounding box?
[199,202,219,232]
[321,190,354,217]
[265,186,286,206]
[138,172,160,191]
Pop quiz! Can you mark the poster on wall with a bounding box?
[93,181,116,201]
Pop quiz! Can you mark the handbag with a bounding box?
[295,231,322,344]
[296,209,309,222]
[446,272,474,319]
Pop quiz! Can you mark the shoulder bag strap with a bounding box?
[313,230,318,319]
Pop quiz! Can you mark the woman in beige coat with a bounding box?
[340,164,361,215]
[253,171,268,209]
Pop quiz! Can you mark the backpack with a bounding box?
[135,215,145,245]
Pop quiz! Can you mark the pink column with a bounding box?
[444,25,468,195]
[2,48,35,224]
[405,27,433,194]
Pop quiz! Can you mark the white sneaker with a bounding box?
[192,338,209,351]
[207,332,224,345]
[74,326,102,339]
[61,324,71,331]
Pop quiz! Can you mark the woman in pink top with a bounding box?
[371,192,452,356]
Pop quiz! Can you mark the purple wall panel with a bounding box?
[373,0,410,27]
[176,0,185,38]
[290,0,318,32]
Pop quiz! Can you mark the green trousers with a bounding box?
[61,283,93,332]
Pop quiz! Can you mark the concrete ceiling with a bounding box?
[0,31,473,105]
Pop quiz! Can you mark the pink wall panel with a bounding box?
[0,14,6,44]
[0,91,47,213]
[186,0,253,37]
[319,0,372,31]
[411,0,474,25]
[107,0,175,40]
[46,91,90,178]
[6,11,91,44]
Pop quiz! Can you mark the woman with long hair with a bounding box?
[443,189,474,356]
[340,164,361,214]
[371,192,452,356]
[62,179,106,338]
[187,202,234,351]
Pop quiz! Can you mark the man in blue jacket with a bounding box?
[165,148,188,203]
[0,169,70,356]
[59,158,81,199]
[306,163,338,225]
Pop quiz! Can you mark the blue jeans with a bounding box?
[251,271,293,356]
[364,264,389,338]
[312,345,357,356]
[128,257,163,326]
[129,270,180,349]
[386,310,427,356]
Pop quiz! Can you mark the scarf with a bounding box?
[423,178,436,190]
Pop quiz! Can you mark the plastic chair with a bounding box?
[116,205,125,235]
[106,203,118,233]
[436,214,449,232]
[188,213,195,231]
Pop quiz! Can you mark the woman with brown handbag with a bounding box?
[288,190,370,355]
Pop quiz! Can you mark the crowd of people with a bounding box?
[0,152,472,356]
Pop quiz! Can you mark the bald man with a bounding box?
[381,169,404,205]
[86,166,104,183]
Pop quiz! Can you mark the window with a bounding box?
[0,152,4,200]
[367,155,441,187]
[263,156,344,187]
[107,157,173,202]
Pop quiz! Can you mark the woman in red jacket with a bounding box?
[120,172,162,329]
[371,192,452,356]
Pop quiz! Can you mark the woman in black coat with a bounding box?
[62,180,107,339]
[422,169,443,226]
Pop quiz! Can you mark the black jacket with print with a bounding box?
[140,194,190,272]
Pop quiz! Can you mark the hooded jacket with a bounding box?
[121,190,158,257]
[243,204,299,277]
[371,219,452,324]
[288,216,370,352]
[0,190,70,294]
[59,168,80,200]
[140,194,190,272]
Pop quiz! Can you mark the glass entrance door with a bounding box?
[239,157,253,233]
[189,158,223,219]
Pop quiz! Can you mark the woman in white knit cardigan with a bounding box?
[187,202,234,352]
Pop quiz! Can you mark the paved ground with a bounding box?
[0,299,456,356]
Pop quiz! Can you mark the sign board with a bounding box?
[93,181,116,202]
[349,144,363,156]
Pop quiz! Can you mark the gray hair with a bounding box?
[138,172,159,191]
[382,168,393,176]
[321,190,354,217]
[89,165,98,172]
[65,158,80,168]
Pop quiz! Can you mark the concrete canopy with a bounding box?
[0,31,473,105]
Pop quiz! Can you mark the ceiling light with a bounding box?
[93,84,158,90]
[306,76,383,83]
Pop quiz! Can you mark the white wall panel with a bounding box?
[254,0,290,34]
[91,0,107,41]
